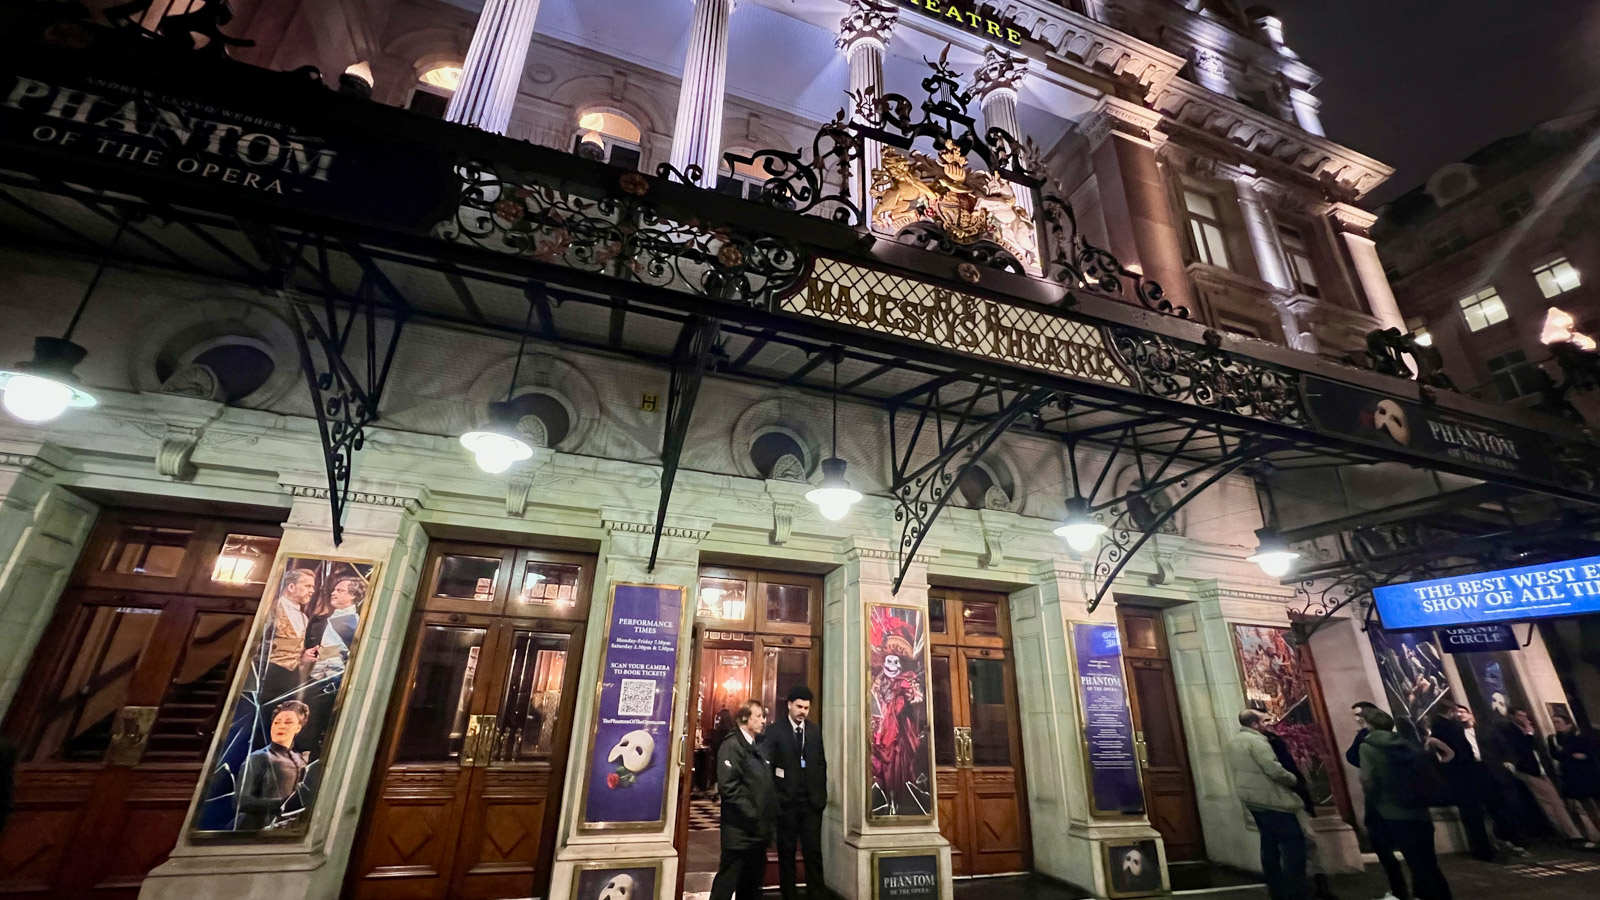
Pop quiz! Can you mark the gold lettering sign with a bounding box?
[783,258,1130,387]
[900,0,1025,46]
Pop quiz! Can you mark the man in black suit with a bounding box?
[767,686,828,900]
[713,699,777,900]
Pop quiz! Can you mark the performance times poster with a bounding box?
[581,583,685,831]
[1072,623,1145,816]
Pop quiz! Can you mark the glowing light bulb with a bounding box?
[1054,520,1108,553]
[806,457,861,522]
[1248,550,1299,578]
[2,373,75,423]
[459,430,533,474]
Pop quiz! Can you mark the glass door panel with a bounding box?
[759,644,811,721]
[966,656,1011,766]
[32,605,163,762]
[144,612,252,761]
[489,631,570,762]
[394,625,490,763]
[930,652,957,768]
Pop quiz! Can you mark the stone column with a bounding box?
[837,0,898,222]
[446,0,543,134]
[547,508,712,900]
[1234,177,1292,292]
[973,46,1034,220]
[668,0,737,186]
[1328,203,1405,331]
[0,443,96,717]
[1085,97,1196,312]
[1011,560,1166,894]
[1288,88,1325,137]
[828,538,951,900]
[140,475,432,900]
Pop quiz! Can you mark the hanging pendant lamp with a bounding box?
[805,348,862,522]
[460,292,537,473]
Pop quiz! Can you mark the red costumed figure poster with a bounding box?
[867,603,933,820]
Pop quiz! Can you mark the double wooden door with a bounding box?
[928,589,1030,877]
[1117,605,1205,862]
[347,544,591,900]
[0,512,281,899]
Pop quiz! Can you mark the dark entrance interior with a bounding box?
[675,566,822,897]
[0,509,282,900]
[345,541,591,900]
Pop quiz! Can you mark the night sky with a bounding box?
[1267,0,1600,206]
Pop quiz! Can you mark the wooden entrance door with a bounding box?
[347,544,591,900]
[0,511,282,900]
[928,589,1030,877]
[1116,606,1205,862]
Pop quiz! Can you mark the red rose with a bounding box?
[606,772,620,789]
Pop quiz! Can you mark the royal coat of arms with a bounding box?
[869,139,1039,269]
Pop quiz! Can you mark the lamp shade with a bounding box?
[1247,528,1300,578]
[460,401,533,474]
[0,337,97,423]
[805,456,862,522]
[1053,497,1107,552]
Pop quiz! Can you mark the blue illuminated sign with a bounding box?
[1373,556,1600,630]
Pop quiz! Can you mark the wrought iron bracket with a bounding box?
[888,377,1058,592]
[648,316,722,571]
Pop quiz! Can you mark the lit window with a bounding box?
[1278,225,1320,297]
[1411,328,1433,347]
[715,154,797,209]
[1428,229,1469,258]
[1458,287,1508,331]
[1485,350,1544,400]
[1533,257,1581,299]
[1183,189,1231,270]
[410,63,462,119]
[418,63,462,91]
[1499,190,1534,224]
[575,111,643,170]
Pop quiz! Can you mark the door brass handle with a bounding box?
[1134,731,1149,768]
[106,706,158,766]
[462,714,499,767]
[954,726,973,768]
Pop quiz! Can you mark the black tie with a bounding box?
[796,724,804,753]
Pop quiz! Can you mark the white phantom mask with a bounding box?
[1372,399,1410,445]
[597,873,635,900]
[882,655,902,678]
[1123,849,1144,878]
[608,730,655,773]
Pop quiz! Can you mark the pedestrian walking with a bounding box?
[1230,709,1308,900]
[1546,712,1600,843]
[765,685,827,900]
[1498,707,1597,847]
[712,699,778,900]
[1265,720,1338,900]
[1346,701,1410,900]
[1357,708,1452,900]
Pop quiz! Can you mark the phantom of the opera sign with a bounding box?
[1374,556,1600,630]
[783,257,1132,389]
[0,63,454,230]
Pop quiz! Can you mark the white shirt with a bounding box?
[1463,726,1481,760]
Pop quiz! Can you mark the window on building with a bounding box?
[1411,327,1433,347]
[1458,287,1508,331]
[1499,190,1535,224]
[1428,228,1470,258]
[1218,318,1263,339]
[1183,189,1231,270]
[1278,225,1320,297]
[574,110,643,170]
[409,63,461,119]
[1533,257,1581,299]
[715,154,795,208]
[1485,350,1544,400]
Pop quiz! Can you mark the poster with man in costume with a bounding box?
[867,604,932,820]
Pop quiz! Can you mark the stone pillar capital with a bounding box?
[973,45,1028,104]
[1327,201,1378,237]
[1083,96,1166,153]
[836,0,899,55]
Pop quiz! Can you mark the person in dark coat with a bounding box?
[1497,708,1593,844]
[713,699,777,900]
[764,685,828,900]
[234,700,310,831]
[1429,711,1523,860]
[1358,708,1452,900]
[1347,701,1408,900]
[1548,712,1600,841]
[1265,723,1337,900]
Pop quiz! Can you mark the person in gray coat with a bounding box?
[1229,709,1308,900]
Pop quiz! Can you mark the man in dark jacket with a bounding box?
[1358,708,1452,900]
[1346,701,1407,900]
[713,699,777,900]
[1265,724,1336,900]
[765,686,827,900]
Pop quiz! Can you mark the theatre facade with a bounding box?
[2,3,1599,900]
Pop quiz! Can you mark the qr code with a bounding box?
[617,678,656,717]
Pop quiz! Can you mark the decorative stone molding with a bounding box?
[1082,96,1166,152]
[1326,201,1378,236]
[506,474,533,517]
[847,545,935,566]
[282,484,425,512]
[771,500,795,546]
[1150,78,1393,199]
[599,508,713,544]
[156,429,200,480]
[1194,583,1296,603]
[1191,47,1226,76]
[837,0,898,53]
[0,452,61,480]
[972,46,1027,103]
[977,0,1184,96]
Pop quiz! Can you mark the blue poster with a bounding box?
[1072,622,1144,816]
[581,583,685,829]
[1373,555,1600,629]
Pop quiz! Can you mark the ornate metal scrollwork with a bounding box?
[1109,327,1306,425]
[437,162,810,306]
[1364,327,1456,390]
[1040,195,1186,319]
[718,110,863,225]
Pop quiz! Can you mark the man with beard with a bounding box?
[870,621,926,817]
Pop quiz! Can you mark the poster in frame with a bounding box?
[866,602,936,824]
[569,858,664,900]
[190,553,381,839]
[1366,626,1455,742]
[1103,838,1163,898]
[1067,621,1146,818]
[1230,623,1338,808]
[578,582,688,833]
